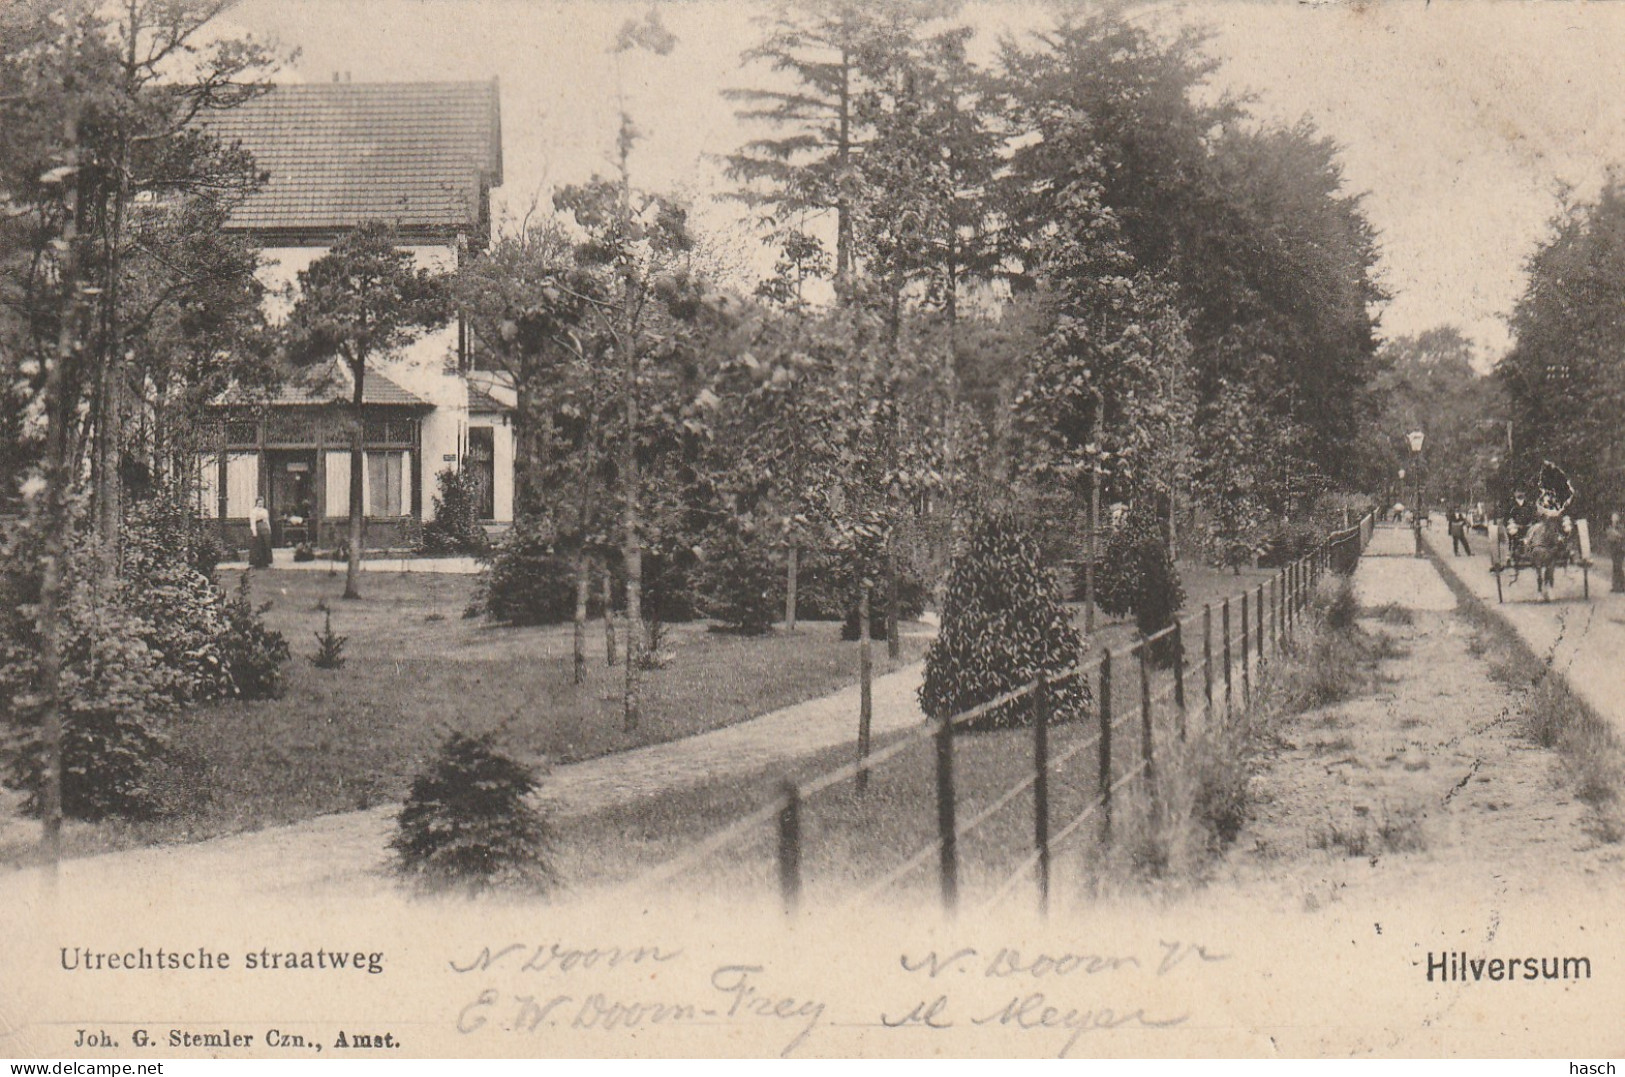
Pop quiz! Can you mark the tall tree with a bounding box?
[1499,178,1625,515]
[726,0,941,292]
[0,0,277,869]
[284,222,448,600]
[1362,328,1505,510]
[998,13,1382,522]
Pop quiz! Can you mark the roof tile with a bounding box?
[197,80,502,234]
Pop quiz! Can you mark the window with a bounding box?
[225,453,259,518]
[367,450,407,517]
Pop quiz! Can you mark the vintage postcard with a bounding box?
[2,0,1624,1061]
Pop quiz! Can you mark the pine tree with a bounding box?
[390,731,560,895]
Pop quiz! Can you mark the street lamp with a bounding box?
[1407,430,1425,555]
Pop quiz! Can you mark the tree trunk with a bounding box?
[784,543,798,632]
[573,551,589,684]
[834,44,852,293]
[619,332,642,728]
[344,365,365,599]
[38,101,83,875]
[601,561,618,667]
[886,536,900,659]
[94,362,121,584]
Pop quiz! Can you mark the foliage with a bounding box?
[0,532,176,821]
[1499,178,1625,515]
[0,0,280,519]
[220,573,290,699]
[695,524,782,635]
[998,13,1381,513]
[473,519,577,626]
[840,571,928,641]
[1092,507,1186,662]
[919,511,1090,730]
[420,468,492,557]
[120,502,235,702]
[390,730,561,895]
[310,610,348,670]
[285,221,450,597]
[1356,328,1506,510]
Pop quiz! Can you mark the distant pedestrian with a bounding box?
[1448,509,1472,556]
[1607,511,1625,594]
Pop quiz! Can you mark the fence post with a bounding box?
[777,779,801,915]
[1033,677,1051,917]
[1255,583,1264,666]
[1202,604,1213,727]
[1221,598,1233,722]
[857,585,873,794]
[1172,619,1187,741]
[1288,562,1297,634]
[936,716,958,914]
[1239,590,1250,708]
[1098,650,1113,846]
[1269,576,1278,653]
[1138,641,1156,801]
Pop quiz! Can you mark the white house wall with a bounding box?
[255,243,512,525]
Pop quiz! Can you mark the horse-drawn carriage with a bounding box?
[1489,461,1593,603]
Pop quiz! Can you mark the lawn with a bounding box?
[0,567,929,860]
[0,554,1291,869]
[552,715,1117,911]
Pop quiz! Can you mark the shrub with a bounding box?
[1092,507,1186,664]
[121,506,235,702]
[310,610,348,669]
[390,730,560,894]
[642,545,699,624]
[473,519,576,625]
[839,571,929,641]
[220,574,290,699]
[0,582,176,821]
[695,526,781,634]
[419,469,491,557]
[919,511,1090,730]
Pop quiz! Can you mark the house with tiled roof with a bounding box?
[194,78,515,553]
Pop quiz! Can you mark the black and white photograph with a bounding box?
[1,0,1624,1061]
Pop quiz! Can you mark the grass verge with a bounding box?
[1089,574,1404,893]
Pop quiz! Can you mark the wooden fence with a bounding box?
[635,512,1377,914]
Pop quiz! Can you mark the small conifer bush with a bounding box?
[919,511,1091,730]
[310,610,348,669]
[390,731,560,895]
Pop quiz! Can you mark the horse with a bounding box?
[1522,517,1570,598]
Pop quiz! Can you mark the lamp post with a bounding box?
[1407,430,1425,556]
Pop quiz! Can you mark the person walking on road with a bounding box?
[1448,508,1472,556]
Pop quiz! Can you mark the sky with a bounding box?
[215,0,1625,367]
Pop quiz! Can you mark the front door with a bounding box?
[467,427,495,520]
[266,450,317,546]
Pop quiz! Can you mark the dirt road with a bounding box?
[1203,525,1625,913]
